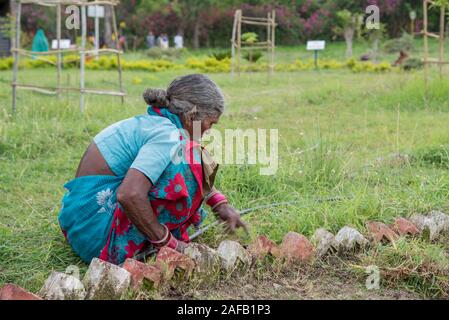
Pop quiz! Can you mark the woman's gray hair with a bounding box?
[143,74,225,121]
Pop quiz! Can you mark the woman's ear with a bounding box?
[187,105,198,121]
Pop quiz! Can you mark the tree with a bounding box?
[171,0,219,49]
[104,5,114,48]
[334,9,361,58]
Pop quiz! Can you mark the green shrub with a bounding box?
[402,58,424,71]
[241,32,258,44]
[384,32,415,53]
[243,50,263,63]
[209,50,232,61]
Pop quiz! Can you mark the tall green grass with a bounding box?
[0,63,448,296]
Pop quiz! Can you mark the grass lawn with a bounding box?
[0,42,448,299]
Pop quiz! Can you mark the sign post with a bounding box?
[88,5,105,59]
[306,40,326,69]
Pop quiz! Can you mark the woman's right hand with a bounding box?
[175,240,189,254]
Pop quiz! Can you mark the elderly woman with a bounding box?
[58,74,247,265]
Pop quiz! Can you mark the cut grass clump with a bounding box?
[412,144,449,169]
[359,238,449,298]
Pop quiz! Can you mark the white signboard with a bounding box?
[88,5,105,18]
[306,40,326,51]
[51,39,71,50]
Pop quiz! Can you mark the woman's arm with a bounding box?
[117,169,166,240]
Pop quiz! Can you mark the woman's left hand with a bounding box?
[213,203,249,234]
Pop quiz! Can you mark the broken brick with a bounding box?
[247,235,279,259]
[366,221,399,243]
[122,258,162,289]
[279,231,315,262]
[391,217,420,236]
[410,211,449,241]
[311,228,338,257]
[39,271,86,300]
[183,243,221,274]
[0,283,42,300]
[216,240,252,271]
[334,226,369,252]
[155,247,195,280]
[83,258,131,300]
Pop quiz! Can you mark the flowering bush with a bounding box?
[0,56,396,74]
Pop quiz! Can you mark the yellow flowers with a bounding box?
[186,57,231,73]
[0,56,395,73]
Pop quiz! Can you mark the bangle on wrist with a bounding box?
[149,224,169,245]
[211,200,228,211]
[207,192,227,209]
[165,232,179,250]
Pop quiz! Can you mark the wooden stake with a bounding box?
[237,10,242,77]
[56,3,62,96]
[271,10,276,76]
[80,4,86,112]
[423,0,429,108]
[112,5,125,104]
[231,10,239,78]
[11,1,22,114]
[267,11,271,82]
[438,5,445,79]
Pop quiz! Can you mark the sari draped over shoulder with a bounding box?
[58,106,206,264]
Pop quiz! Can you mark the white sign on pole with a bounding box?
[51,39,71,49]
[88,5,105,18]
[306,40,326,51]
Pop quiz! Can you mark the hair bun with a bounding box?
[143,88,169,108]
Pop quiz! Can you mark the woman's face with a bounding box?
[201,116,220,135]
[183,116,220,141]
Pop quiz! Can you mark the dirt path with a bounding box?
[143,262,422,300]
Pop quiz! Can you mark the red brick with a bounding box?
[391,217,420,236]
[155,247,195,280]
[248,235,279,259]
[366,221,399,243]
[0,284,42,300]
[122,258,162,289]
[279,232,315,262]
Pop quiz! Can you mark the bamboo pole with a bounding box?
[423,59,449,64]
[112,5,125,104]
[423,0,429,107]
[11,48,123,55]
[56,3,62,96]
[267,11,271,82]
[241,20,272,27]
[80,5,86,112]
[14,84,58,95]
[423,31,440,38]
[438,5,445,79]
[20,0,117,5]
[231,10,238,77]
[237,10,242,77]
[14,83,126,96]
[271,10,276,76]
[11,1,22,114]
[240,16,271,22]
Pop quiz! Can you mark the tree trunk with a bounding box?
[372,37,379,62]
[104,5,114,48]
[193,19,201,49]
[344,27,354,59]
